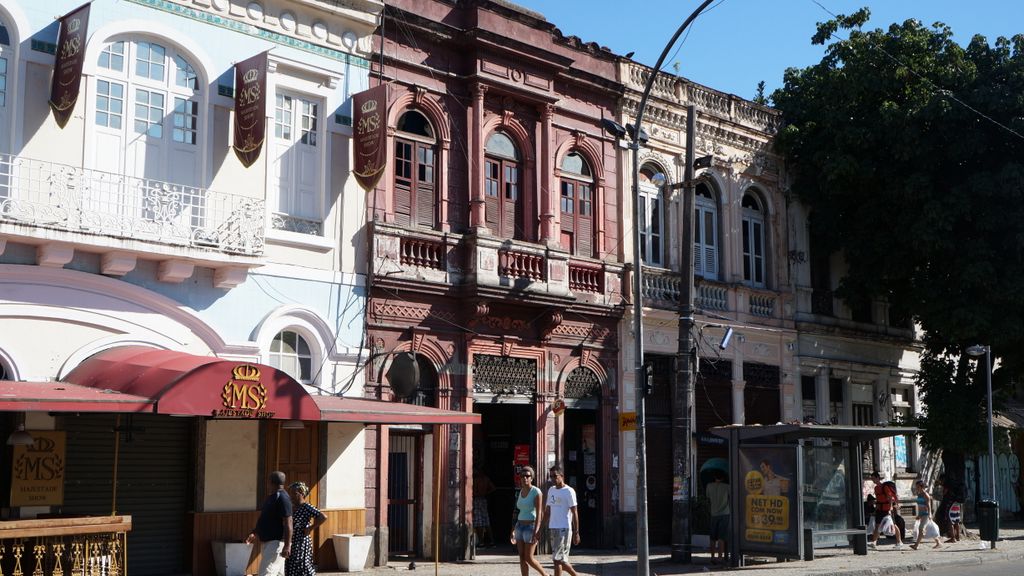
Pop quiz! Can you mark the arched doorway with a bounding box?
[388,354,438,559]
[562,366,602,547]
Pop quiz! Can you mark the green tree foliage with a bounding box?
[772,8,1024,463]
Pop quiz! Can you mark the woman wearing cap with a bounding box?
[287,481,327,576]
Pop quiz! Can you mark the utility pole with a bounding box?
[671,105,697,562]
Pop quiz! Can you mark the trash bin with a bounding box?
[978,500,999,543]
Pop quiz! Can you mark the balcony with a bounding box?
[639,267,784,322]
[0,515,131,576]
[371,222,624,308]
[0,153,264,285]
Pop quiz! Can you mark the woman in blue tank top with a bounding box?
[511,465,548,576]
[910,479,942,550]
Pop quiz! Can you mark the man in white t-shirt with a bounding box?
[544,465,580,576]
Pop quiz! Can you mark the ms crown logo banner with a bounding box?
[217,364,274,418]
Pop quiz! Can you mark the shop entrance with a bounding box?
[473,402,535,542]
[563,407,601,547]
[62,413,192,576]
[388,432,424,558]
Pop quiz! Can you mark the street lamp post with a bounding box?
[966,344,997,548]
[605,3,714,574]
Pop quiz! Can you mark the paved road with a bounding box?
[322,523,1024,576]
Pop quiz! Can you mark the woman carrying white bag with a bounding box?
[910,480,942,550]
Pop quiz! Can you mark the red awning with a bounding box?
[314,396,480,425]
[55,346,479,425]
[63,346,321,421]
[0,381,154,413]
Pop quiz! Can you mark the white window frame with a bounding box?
[741,192,767,288]
[638,179,664,267]
[694,185,718,280]
[263,56,340,249]
[88,37,203,184]
[268,329,315,385]
[0,15,16,155]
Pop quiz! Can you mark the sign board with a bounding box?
[618,412,637,431]
[48,3,91,127]
[232,52,268,167]
[738,444,802,558]
[352,84,388,190]
[513,443,531,487]
[11,431,66,506]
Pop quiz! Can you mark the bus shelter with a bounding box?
[711,424,919,567]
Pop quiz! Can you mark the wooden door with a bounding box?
[264,421,320,507]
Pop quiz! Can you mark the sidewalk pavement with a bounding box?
[325,522,1024,576]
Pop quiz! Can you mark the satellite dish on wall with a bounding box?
[387,353,420,399]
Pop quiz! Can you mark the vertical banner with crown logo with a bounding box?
[352,84,388,191]
[232,52,268,168]
[48,3,91,128]
[10,431,66,506]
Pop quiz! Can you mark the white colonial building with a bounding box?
[0,1,476,574]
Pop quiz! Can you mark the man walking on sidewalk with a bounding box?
[545,465,580,576]
[869,471,904,550]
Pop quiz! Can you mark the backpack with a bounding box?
[877,481,898,510]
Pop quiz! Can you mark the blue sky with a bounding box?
[512,0,1024,101]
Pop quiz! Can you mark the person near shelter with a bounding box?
[706,470,730,565]
[246,471,294,576]
[868,471,904,550]
[544,465,580,576]
[910,480,942,550]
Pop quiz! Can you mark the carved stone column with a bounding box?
[539,104,555,243]
[470,84,488,231]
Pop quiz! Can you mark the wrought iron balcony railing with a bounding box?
[0,515,131,576]
[0,153,265,256]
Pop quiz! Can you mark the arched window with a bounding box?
[394,110,436,228]
[268,330,313,385]
[693,182,718,280]
[0,17,13,155]
[559,151,595,257]
[741,191,766,287]
[564,366,600,398]
[638,166,664,266]
[484,132,522,239]
[91,38,201,188]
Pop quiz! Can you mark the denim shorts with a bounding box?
[514,522,535,544]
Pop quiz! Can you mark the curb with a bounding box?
[814,550,1024,576]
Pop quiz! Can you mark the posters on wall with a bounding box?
[739,444,801,557]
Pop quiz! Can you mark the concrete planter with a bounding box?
[332,534,372,572]
[211,541,253,576]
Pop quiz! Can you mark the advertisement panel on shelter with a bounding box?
[10,431,66,506]
[739,445,801,557]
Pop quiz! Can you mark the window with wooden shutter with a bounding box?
[394,111,437,228]
[742,191,766,287]
[484,132,521,238]
[559,151,595,257]
[694,183,718,280]
[638,166,664,266]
